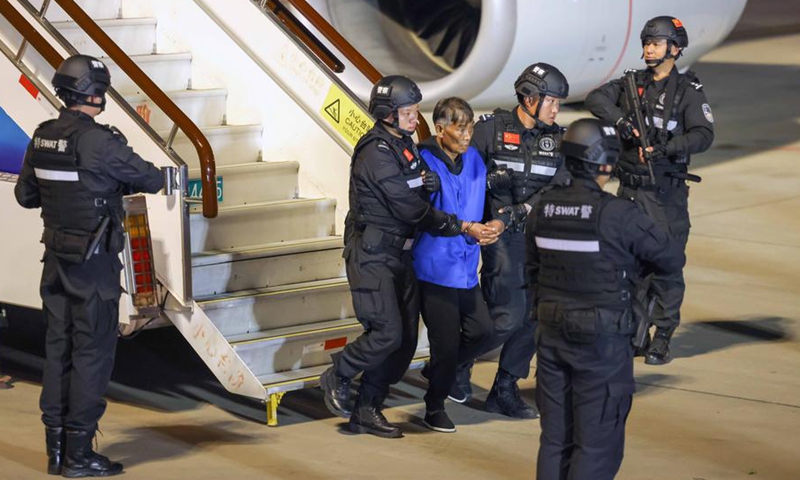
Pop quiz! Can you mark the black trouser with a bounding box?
[334,239,420,405]
[618,182,690,335]
[39,252,122,432]
[535,308,635,480]
[419,281,494,410]
[478,230,537,379]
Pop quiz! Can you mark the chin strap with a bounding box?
[381,118,414,137]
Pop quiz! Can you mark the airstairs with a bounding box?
[0,0,430,425]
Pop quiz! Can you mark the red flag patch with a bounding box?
[672,18,684,28]
[638,87,644,97]
[503,132,520,145]
[403,149,414,162]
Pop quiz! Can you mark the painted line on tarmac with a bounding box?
[636,382,800,409]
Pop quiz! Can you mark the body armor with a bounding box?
[490,110,563,203]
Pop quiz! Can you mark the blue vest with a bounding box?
[413,145,486,289]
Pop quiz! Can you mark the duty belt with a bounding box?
[359,224,415,254]
[385,233,415,252]
[618,171,685,189]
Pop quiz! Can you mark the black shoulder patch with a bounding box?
[623,68,639,74]
[479,113,494,123]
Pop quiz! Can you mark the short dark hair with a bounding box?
[433,97,474,126]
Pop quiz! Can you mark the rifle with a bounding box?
[623,71,657,184]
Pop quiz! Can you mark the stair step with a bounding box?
[123,88,227,130]
[227,318,362,378]
[161,124,262,167]
[102,53,191,95]
[43,0,120,22]
[188,161,298,207]
[51,18,157,57]
[189,198,336,253]
[258,349,430,394]
[198,278,353,337]
[192,235,344,297]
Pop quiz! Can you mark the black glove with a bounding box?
[486,166,513,191]
[422,170,441,193]
[615,117,636,141]
[501,203,529,227]
[649,143,667,160]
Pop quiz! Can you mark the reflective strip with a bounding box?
[496,161,525,173]
[402,238,415,251]
[652,117,677,131]
[531,164,557,176]
[406,177,423,189]
[34,168,79,182]
[535,236,599,252]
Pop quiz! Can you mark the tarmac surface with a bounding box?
[2,4,800,480]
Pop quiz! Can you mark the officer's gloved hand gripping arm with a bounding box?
[14,145,41,209]
[361,149,461,237]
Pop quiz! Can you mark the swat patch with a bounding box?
[376,141,390,152]
[479,113,494,122]
[702,103,714,123]
[658,93,666,105]
[539,136,556,152]
[33,136,68,153]
[542,203,594,219]
[690,81,703,91]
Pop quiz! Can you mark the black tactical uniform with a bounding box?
[586,16,714,365]
[320,76,461,439]
[468,63,570,418]
[14,55,163,477]
[527,119,685,480]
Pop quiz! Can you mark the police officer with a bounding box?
[15,54,164,477]
[586,16,714,365]
[319,76,494,438]
[464,63,570,418]
[527,118,685,480]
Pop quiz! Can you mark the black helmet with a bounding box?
[369,75,422,120]
[514,63,569,100]
[562,118,621,168]
[641,16,689,49]
[52,54,110,96]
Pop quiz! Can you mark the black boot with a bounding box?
[485,370,539,419]
[449,362,473,403]
[45,427,64,475]
[645,330,672,365]
[62,430,123,478]
[319,366,352,418]
[348,399,403,438]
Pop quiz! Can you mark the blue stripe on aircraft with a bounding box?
[0,106,30,175]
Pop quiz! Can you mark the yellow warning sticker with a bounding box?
[320,84,372,147]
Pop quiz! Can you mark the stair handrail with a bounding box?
[6,0,219,218]
[259,0,432,140]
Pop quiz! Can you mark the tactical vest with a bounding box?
[28,115,122,262]
[344,124,425,245]
[489,109,563,203]
[532,183,633,309]
[620,69,696,174]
